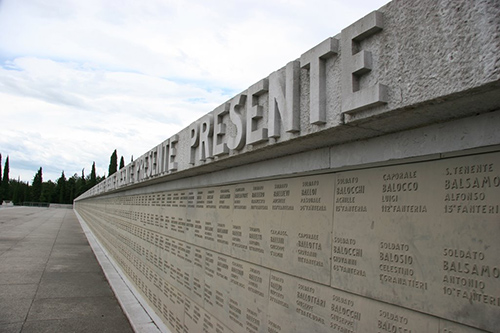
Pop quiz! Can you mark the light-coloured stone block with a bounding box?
[184,298,232,333]
[214,186,233,254]
[266,175,333,284]
[228,259,270,333]
[230,183,255,260]
[229,174,333,283]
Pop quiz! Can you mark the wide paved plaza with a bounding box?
[0,207,134,333]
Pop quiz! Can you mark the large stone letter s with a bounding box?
[341,11,387,114]
[301,37,338,124]
[228,93,247,151]
[268,60,300,138]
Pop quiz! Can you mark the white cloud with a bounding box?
[0,0,389,182]
[0,58,231,181]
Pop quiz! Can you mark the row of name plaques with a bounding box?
[81,207,489,333]
[76,151,500,332]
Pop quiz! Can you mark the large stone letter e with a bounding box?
[341,11,387,114]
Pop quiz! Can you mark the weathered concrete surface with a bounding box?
[0,207,134,333]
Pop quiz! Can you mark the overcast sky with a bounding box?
[0,0,388,183]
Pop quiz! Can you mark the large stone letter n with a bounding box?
[301,37,338,125]
[268,60,300,138]
[341,11,387,114]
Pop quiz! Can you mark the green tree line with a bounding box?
[1,150,124,205]
[0,154,105,205]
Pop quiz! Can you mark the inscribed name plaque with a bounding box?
[267,270,331,333]
[184,298,232,333]
[215,186,234,254]
[267,269,442,333]
[231,174,333,284]
[197,188,219,251]
[266,174,333,284]
[231,183,256,260]
[227,259,270,332]
[331,151,500,332]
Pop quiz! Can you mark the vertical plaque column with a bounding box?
[231,181,271,263]
[228,259,270,332]
[215,186,234,255]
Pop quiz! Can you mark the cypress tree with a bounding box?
[42,180,56,203]
[57,171,66,204]
[23,181,30,203]
[89,162,97,188]
[67,174,77,203]
[12,178,19,204]
[119,156,125,169]
[77,168,86,197]
[108,150,118,176]
[2,156,10,201]
[32,167,42,202]
[39,188,47,203]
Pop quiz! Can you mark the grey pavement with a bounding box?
[0,207,134,333]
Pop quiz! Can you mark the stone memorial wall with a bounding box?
[75,0,500,332]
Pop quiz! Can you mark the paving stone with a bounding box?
[0,298,32,324]
[0,270,44,285]
[0,321,23,333]
[27,296,128,321]
[0,284,38,299]
[21,317,134,333]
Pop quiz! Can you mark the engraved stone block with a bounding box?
[227,259,270,333]
[203,250,232,326]
[267,174,333,284]
[184,297,233,333]
[231,181,271,262]
[215,186,233,254]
